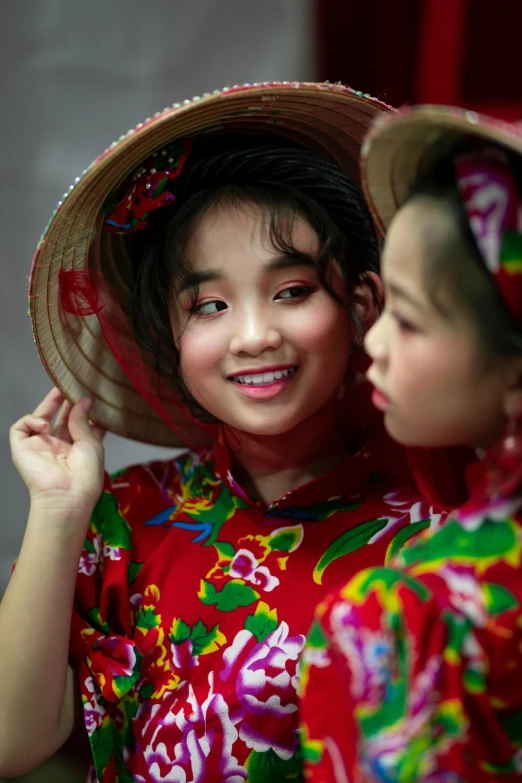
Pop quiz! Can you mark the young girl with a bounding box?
[1,85,465,783]
[300,107,522,782]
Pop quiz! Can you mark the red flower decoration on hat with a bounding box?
[103,139,192,233]
[455,148,522,331]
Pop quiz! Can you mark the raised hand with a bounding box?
[10,388,106,524]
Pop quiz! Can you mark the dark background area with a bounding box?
[316,0,522,116]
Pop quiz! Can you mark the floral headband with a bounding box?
[103,139,192,233]
[455,148,522,331]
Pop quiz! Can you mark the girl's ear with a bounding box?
[352,272,384,333]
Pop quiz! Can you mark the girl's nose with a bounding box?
[229,306,283,357]
[364,313,388,365]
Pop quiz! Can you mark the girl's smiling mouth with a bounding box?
[227,365,298,398]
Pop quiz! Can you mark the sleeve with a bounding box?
[69,467,143,704]
[300,516,522,783]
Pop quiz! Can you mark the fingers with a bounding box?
[53,400,74,444]
[89,422,107,443]
[10,414,51,448]
[68,397,104,449]
[32,387,66,421]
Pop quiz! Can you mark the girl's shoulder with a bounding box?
[110,445,216,499]
[93,446,219,537]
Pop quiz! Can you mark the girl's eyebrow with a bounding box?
[178,270,221,294]
[387,281,424,310]
[178,254,317,293]
[266,253,317,272]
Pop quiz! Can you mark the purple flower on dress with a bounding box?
[135,681,247,783]
[229,549,280,592]
[78,535,102,576]
[218,622,305,760]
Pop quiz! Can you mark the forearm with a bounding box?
[0,507,88,774]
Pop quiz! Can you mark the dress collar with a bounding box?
[211,427,376,514]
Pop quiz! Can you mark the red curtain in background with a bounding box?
[315,0,522,118]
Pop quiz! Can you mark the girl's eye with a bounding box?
[192,300,227,316]
[275,285,315,301]
[392,312,417,333]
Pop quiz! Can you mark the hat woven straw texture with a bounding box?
[361,105,522,235]
[30,81,393,448]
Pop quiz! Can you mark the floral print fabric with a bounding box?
[71,430,439,782]
[300,491,522,782]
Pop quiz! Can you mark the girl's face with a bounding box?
[365,199,512,449]
[170,201,355,436]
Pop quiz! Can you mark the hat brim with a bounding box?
[361,105,522,235]
[31,82,393,448]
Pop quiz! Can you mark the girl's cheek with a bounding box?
[179,328,225,373]
[283,301,350,348]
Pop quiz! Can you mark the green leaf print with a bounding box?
[83,537,96,554]
[213,541,236,560]
[444,611,472,664]
[269,525,304,553]
[313,517,390,585]
[128,561,144,585]
[245,601,278,642]
[169,617,191,644]
[169,617,226,654]
[347,568,431,605]
[181,485,250,546]
[482,582,518,614]
[501,709,522,744]
[385,519,431,562]
[140,682,154,700]
[198,579,259,611]
[463,666,486,694]
[135,606,161,633]
[190,619,227,654]
[86,607,110,635]
[246,747,304,782]
[91,490,131,551]
[90,721,117,781]
[306,619,328,650]
[398,517,519,569]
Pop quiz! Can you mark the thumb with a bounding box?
[68,397,103,448]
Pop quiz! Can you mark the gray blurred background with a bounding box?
[1,2,311,778]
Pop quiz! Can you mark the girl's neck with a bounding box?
[225,402,351,505]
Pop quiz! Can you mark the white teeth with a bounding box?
[232,368,295,385]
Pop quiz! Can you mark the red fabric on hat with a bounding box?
[59,268,217,451]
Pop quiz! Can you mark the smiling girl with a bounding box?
[0,85,464,783]
[301,108,522,782]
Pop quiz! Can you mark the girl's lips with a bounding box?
[371,385,391,411]
[227,364,296,379]
[229,368,297,400]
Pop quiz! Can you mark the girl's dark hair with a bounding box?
[406,145,522,358]
[130,134,381,415]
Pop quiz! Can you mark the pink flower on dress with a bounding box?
[229,549,280,592]
[78,535,102,576]
[230,549,257,580]
[134,680,247,783]
[82,674,106,737]
[218,622,305,760]
[103,545,123,561]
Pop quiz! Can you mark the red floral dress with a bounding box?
[300,485,522,782]
[71,429,443,783]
